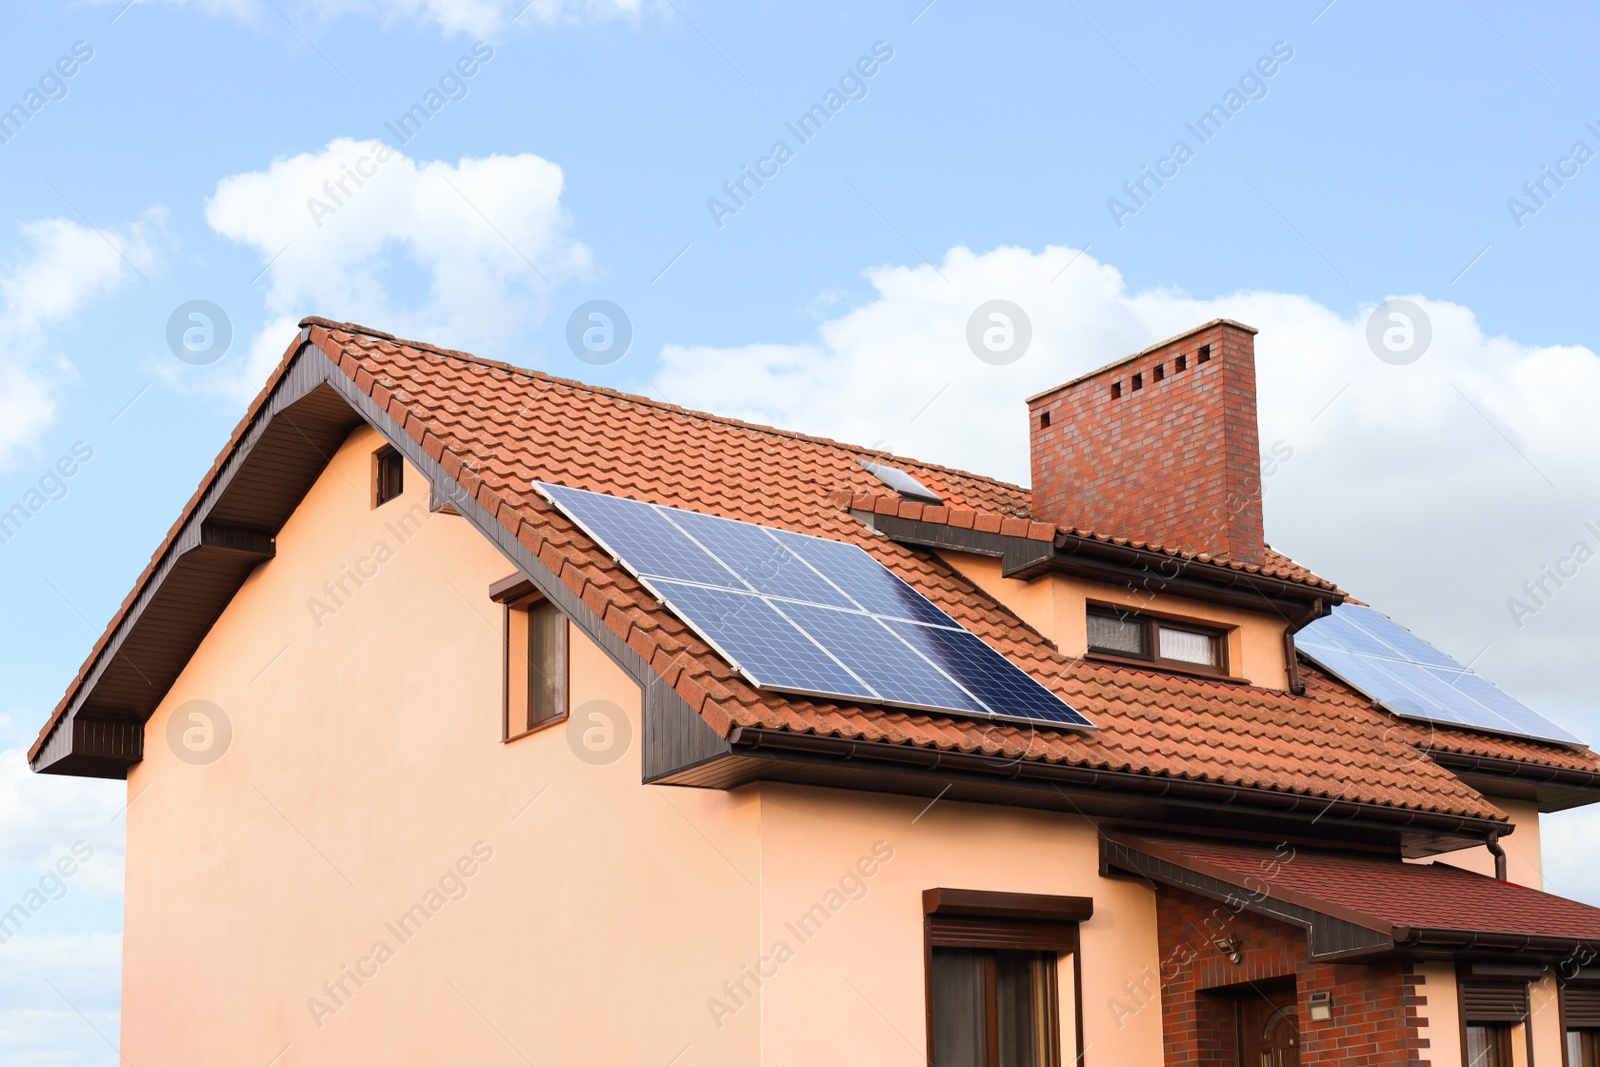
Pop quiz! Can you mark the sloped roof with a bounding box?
[31,320,1598,833]
[1112,832,1600,945]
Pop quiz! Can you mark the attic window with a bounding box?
[1131,372,1143,391]
[373,446,403,507]
[1197,344,1211,363]
[1111,382,1123,399]
[503,595,568,740]
[1153,363,1165,382]
[1174,354,1187,372]
[1086,607,1227,675]
[1039,411,1051,429]
[859,459,942,506]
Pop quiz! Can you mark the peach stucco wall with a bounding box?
[123,426,766,1065]
[936,550,1293,690]
[1429,795,1544,888]
[745,784,1165,1064]
[123,424,1171,1065]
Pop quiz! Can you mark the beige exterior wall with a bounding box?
[749,784,1164,1064]
[122,427,767,1065]
[1416,961,1462,1066]
[1430,795,1544,888]
[1529,972,1565,1066]
[936,550,1293,690]
[120,426,1167,1065]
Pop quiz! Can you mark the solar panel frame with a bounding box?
[534,482,1094,730]
[1297,603,1583,747]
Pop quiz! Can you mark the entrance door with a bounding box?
[1238,985,1300,1067]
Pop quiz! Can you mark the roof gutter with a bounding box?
[726,726,1507,842]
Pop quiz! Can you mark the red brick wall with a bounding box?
[1028,320,1266,564]
[1151,886,1430,1065]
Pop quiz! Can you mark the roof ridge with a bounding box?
[300,316,1033,504]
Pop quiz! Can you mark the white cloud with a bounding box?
[113,0,641,36]
[0,747,124,899]
[207,137,589,399]
[0,934,121,1067]
[0,214,161,470]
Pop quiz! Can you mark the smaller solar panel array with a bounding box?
[535,483,1092,729]
[1296,603,1582,746]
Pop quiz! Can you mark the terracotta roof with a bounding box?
[834,491,1342,591]
[1126,833,1600,941]
[295,320,1600,821]
[31,318,1597,826]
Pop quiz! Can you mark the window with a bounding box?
[1085,607,1227,675]
[1460,978,1528,1067]
[373,446,404,507]
[504,597,568,739]
[924,888,1087,1067]
[1465,1025,1512,1067]
[1565,983,1600,1066]
[1570,1029,1600,1067]
[931,949,1056,1066]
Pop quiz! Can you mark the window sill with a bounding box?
[504,710,569,743]
[1082,650,1248,685]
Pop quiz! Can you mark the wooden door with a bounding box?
[1238,986,1300,1067]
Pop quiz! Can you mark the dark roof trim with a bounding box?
[32,333,710,779]
[1426,750,1600,814]
[706,725,1506,855]
[860,510,1337,616]
[1101,832,1600,962]
[1100,832,1396,961]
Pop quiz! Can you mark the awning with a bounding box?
[1101,830,1600,961]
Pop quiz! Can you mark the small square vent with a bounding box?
[859,459,943,505]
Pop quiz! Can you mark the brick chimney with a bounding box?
[1026,319,1265,564]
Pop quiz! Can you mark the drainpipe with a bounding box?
[1487,831,1508,881]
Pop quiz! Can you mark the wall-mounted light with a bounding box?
[1308,992,1333,1021]
[1213,934,1242,964]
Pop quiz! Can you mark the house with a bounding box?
[29,316,1600,1066]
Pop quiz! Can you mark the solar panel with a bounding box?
[1297,603,1583,746]
[536,482,1091,730]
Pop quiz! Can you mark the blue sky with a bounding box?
[4,0,1600,1061]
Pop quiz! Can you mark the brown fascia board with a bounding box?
[1425,751,1600,813]
[1101,831,1600,962]
[1098,832,1397,961]
[31,330,722,778]
[860,510,1336,618]
[722,725,1508,857]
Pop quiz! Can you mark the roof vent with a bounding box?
[859,459,942,505]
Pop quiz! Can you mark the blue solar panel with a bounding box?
[648,581,873,700]
[885,621,1088,726]
[767,527,955,626]
[778,601,989,715]
[534,482,1092,730]
[664,507,856,609]
[1297,603,1582,746]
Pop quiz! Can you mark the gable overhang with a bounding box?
[1100,831,1600,963]
[30,325,713,778]
[1423,750,1600,813]
[856,509,1338,621]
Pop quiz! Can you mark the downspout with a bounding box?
[1283,598,1324,696]
[1486,831,1508,881]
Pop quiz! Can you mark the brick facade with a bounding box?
[1028,320,1266,564]
[1153,885,1429,1065]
